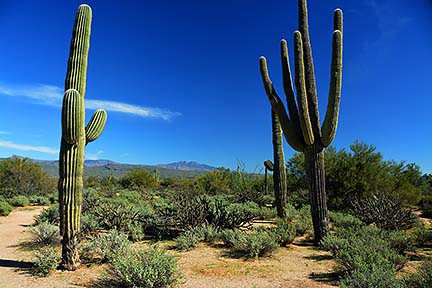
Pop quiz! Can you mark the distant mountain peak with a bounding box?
[157,161,216,172]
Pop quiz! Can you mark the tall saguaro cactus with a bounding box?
[58,4,107,270]
[259,0,343,244]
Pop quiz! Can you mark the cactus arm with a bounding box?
[298,0,321,139]
[260,57,305,152]
[85,109,107,144]
[321,10,343,147]
[264,159,274,172]
[280,39,300,129]
[293,32,314,146]
[62,89,83,145]
[65,4,92,97]
[334,8,343,34]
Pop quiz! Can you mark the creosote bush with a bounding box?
[32,247,60,277]
[8,195,30,207]
[108,246,182,288]
[35,204,59,225]
[81,229,130,263]
[0,200,13,216]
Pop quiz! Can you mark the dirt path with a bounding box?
[0,206,101,288]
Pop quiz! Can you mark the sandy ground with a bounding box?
[0,206,338,288]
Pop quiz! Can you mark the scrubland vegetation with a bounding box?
[1,140,432,287]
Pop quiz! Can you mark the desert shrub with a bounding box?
[329,211,364,229]
[255,206,277,220]
[80,213,102,236]
[268,224,296,246]
[120,168,159,190]
[29,222,60,245]
[386,230,414,254]
[229,230,278,259]
[0,200,13,216]
[340,265,404,288]
[282,204,313,236]
[352,193,418,230]
[412,225,432,246]
[81,229,130,263]
[175,224,220,251]
[175,231,201,251]
[403,259,432,288]
[108,246,182,288]
[419,196,432,217]
[34,204,59,225]
[28,195,51,205]
[320,226,406,273]
[31,247,60,277]
[220,229,243,248]
[8,195,30,207]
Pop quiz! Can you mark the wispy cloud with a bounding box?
[0,84,180,120]
[0,131,10,135]
[86,150,104,160]
[0,140,58,155]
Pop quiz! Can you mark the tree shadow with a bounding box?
[308,271,339,286]
[0,259,33,269]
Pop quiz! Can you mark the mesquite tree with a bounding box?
[259,0,343,244]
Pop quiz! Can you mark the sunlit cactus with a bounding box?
[259,0,343,244]
[58,4,107,270]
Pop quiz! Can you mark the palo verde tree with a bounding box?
[259,0,343,243]
[58,4,107,270]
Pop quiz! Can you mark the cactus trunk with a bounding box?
[58,5,107,270]
[271,110,287,218]
[304,145,329,244]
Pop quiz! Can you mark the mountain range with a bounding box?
[3,156,217,178]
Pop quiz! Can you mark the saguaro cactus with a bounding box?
[259,0,343,244]
[58,4,107,270]
[270,110,287,218]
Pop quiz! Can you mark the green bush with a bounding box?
[108,246,182,288]
[28,222,60,245]
[340,265,404,288]
[419,196,432,217]
[412,225,432,246]
[329,211,364,229]
[268,224,296,246]
[282,204,313,236]
[81,229,130,263]
[31,247,60,277]
[175,231,201,251]
[320,226,406,273]
[8,195,30,207]
[403,259,432,288]
[34,204,59,225]
[229,230,278,259]
[28,195,51,205]
[0,200,13,216]
[220,229,243,248]
[352,193,418,230]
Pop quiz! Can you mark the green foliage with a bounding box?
[419,196,432,217]
[320,226,407,275]
[0,158,56,198]
[412,225,432,247]
[35,204,59,225]
[81,230,130,263]
[0,200,13,216]
[28,195,51,205]
[227,229,279,259]
[7,195,30,207]
[31,247,60,277]
[29,222,60,245]
[195,168,232,194]
[282,204,313,236]
[340,266,404,288]
[108,246,182,288]
[286,142,428,210]
[175,224,220,251]
[268,224,296,246]
[120,168,159,190]
[352,193,418,230]
[329,211,364,229]
[403,259,432,288]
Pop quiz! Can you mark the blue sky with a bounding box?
[0,0,431,172]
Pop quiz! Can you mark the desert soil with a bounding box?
[0,206,337,288]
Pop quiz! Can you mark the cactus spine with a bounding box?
[58,4,107,270]
[259,0,342,244]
